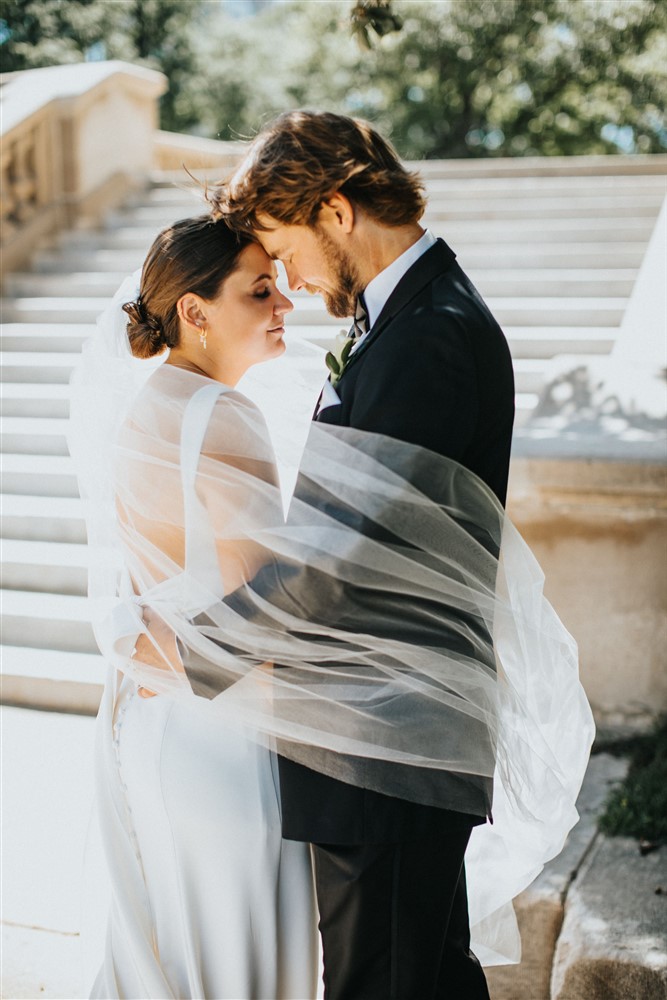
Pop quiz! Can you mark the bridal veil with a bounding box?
[69,274,595,965]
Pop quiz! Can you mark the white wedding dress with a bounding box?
[90,666,319,999]
[85,369,321,999]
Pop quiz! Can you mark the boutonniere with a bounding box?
[325,330,354,388]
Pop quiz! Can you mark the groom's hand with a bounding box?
[132,608,183,697]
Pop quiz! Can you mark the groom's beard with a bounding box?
[313,228,363,318]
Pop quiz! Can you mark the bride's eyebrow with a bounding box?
[252,273,274,283]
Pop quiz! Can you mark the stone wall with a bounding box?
[509,458,667,731]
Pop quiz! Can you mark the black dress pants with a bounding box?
[312,828,490,1000]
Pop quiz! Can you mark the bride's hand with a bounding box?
[132,607,184,697]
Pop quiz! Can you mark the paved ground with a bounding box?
[2,706,665,1000]
[1,706,98,999]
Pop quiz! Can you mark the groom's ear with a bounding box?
[177,293,207,329]
[319,193,355,235]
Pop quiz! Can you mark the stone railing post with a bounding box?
[0,61,167,284]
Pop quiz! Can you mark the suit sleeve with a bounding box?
[347,312,478,462]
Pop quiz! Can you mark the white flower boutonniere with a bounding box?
[325,330,354,388]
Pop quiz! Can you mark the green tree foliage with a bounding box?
[0,0,208,132]
[2,0,665,159]
[0,0,118,69]
[205,0,667,158]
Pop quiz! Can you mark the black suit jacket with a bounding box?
[275,238,515,843]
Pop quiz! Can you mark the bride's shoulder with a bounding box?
[205,387,271,442]
[146,366,258,412]
[128,366,270,444]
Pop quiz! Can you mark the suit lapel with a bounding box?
[341,238,457,374]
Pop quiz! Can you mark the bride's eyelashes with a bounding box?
[253,288,271,299]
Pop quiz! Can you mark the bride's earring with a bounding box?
[197,322,207,350]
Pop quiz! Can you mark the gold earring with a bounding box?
[198,323,207,350]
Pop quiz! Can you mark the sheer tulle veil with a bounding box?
[68,273,595,965]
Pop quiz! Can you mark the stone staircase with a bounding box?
[1,163,665,711]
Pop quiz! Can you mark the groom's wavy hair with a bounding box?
[212,111,426,232]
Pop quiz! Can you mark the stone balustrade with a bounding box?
[0,61,167,282]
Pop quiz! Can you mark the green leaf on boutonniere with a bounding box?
[326,332,355,387]
[325,351,341,376]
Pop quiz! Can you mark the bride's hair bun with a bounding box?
[123,298,166,359]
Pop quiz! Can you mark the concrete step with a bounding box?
[1,417,70,456]
[0,323,93,352]
[1,539,89,594]
[422,174,667,197]
[58,227,161,251]
[513,359,554,394]
[146,171,667,203]
[1,383,71,418]
[32,241,649,273]
[33,247,146,273]
[0,454,79,497]
[510,356,608,395]
[430,197,663,221]
[1,589,96,653]
[428,201,660,223]
[0,645,104,712]
[0,352,81,383]
[1,299,110,324]
[468,269,637,298]
[0,494,87,543]
[504,326,617,358]
[513,366,541,395]
[108,193,665,227]
[551,834,667,1000]
[403,154,667,178]
[428,217,655,243]
[53,217,656,252]
[4,271,130,298]
[458,244,648,269]
[490,298,627,328]
[5,267,639,301]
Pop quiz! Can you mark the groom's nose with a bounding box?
[283,261,305,292]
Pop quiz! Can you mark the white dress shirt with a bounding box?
[317,229,437,413]
[353,228,437,351]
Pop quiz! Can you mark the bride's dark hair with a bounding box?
[123,215,253,359]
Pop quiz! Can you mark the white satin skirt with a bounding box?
[90,671,320,999]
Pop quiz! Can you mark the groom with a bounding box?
[217,111,515,1000]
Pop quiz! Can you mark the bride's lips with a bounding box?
[267,324,285,335]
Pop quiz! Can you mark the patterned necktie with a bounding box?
[352,294,369,342]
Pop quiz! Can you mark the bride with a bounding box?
[71,211,594,997]
[72,215,321,999]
